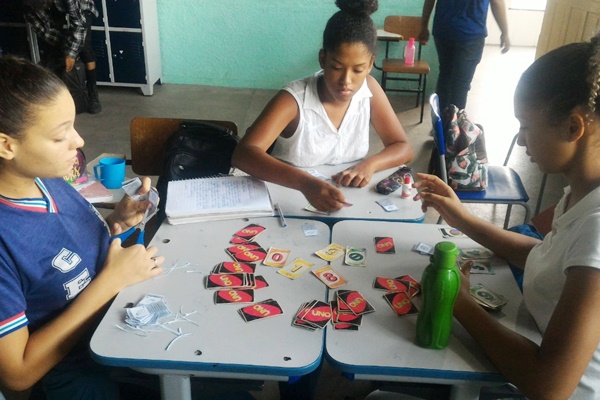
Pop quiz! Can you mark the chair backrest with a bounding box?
[429,93,448,183]
[129,117,238,176]
[383,16,424,60]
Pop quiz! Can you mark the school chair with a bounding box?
[429,93,531,229]
[380,15,431,123]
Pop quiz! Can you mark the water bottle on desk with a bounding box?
[416,241,460,349]
[404,37,415,65]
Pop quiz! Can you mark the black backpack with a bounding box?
[45,57,89,114]
[156,121,239,221]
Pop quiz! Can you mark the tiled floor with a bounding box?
[74,44,562,400]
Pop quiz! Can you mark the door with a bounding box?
[536,0,600,59]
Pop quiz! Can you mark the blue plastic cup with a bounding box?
[93,157,126,189]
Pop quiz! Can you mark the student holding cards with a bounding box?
[0,56,164,399]
[232,0,413,213]
[412,33,600,399]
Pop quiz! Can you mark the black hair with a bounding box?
[322,0,378,55]
[515,31,600,123]
[0,56,66,138]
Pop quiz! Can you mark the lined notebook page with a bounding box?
[166,176,273,219]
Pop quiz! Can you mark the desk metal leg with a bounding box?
[160,375,192,400]
[450,383,481,400]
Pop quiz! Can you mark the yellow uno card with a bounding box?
[315,243,345,261]
[312,266,348,289]
[263,247,291,267]
[277,258,314,280]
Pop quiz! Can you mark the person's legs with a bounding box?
[42,361,120,400]
[433,37,456,112]
[444,37,485,110]
[79,11,102,114]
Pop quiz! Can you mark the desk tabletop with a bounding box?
[377,29,403,41]
[90,217,331,380]
[266,163,424,224]
[326,220,541,384]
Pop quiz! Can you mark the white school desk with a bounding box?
[265,163,425,224]
[90,217,331,400]
[326,220,541,400]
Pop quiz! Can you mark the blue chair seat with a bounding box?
[456,166,529,203]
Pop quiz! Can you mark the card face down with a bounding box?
[214,289,255,304]
[238,299,284,322]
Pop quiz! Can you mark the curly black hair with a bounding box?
[516,31,600,123]
[323,0,379,55]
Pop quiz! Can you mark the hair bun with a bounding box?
[335,0,378,17]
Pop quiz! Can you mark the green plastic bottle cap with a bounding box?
[433,241,459,268]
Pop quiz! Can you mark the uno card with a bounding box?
[294,300,332,330]
[263,247,291,267]
[333,322,360,331]
[214,289,255,304]
[383,291,419,317]
[396,275,421,297]
[238,299,284,322]
[470,283,508,310]
[330,301,363,326]
[212,261,256,274]
[374,237,396,254]
[205,273,249,289]
[227,246,267,263]
[439,227,464,238]
[232,224,266,242]
[277,258,314,280]
[315,243,346,261]
[460,247,495,260]
[460,260,495,275]
[412,242,434,256]
[345,246,367,267]
[254,275,269,289]
[312,266,348,289]
[372,277,411,292]
[336,290,375,315]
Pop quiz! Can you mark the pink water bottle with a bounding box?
[404,37,415,65]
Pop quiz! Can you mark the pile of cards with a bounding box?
[238,299,284,322]
[373,275,421,317]
[292,300,332,331]
[124,294,171,328]
[206,262,269,304]
[225,242,267,263]
[459,247,495,275]
[330,290,375,331]
[470,283,508,311]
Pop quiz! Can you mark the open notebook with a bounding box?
[165,175,274,224]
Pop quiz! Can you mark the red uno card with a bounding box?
[254,275,269,289]
[374,237,396,254]
[205,273,248,289]
[226,242,263,254]
[298,301,332,329]
[337,290,375,315]
[228,248,267,263]
[383,292,418,316]
[238,299,283,322]
[233,224,266,241]
[333,323,359,331]
[396,275,421,296]
[212,262,256,274]
[373,277,411,292]
[214,289,255,304]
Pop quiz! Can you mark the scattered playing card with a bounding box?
[344,246,366,267]
[232,224,266,242]
[412,242,434,256]
[238,299,284,322]
[439,227,464,238]
[315,243,346,261]
[374,237,396,254]
[383,292,419,317]
[460,260,495,274]
[277,258,314,280]
[212,261,256,274]
[263,247,291,267]
[376,198,399,212]
[304,204,331,215]
[312,266,348,288]
[372,277,411,292]
[301,223,319,237]
[336,290,375,315]
[214,289,255,304]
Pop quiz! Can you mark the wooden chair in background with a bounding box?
[381,15,430,123]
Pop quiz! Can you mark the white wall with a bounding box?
[486,0,546,47]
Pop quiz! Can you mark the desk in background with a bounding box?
[91,217,331,400]
[266,163,424,224]
[326,220,541,399]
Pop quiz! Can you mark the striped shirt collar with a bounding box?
[0,178,58,213]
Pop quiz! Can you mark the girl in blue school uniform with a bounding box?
[232,0,414,213]
[412,32,600,399]
[0,56,164,399]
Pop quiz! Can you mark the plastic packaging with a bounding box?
[416,241,460,349]
[404,37,416,65]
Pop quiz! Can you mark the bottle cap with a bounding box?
[433,241,459,268]
[408,37,415,45]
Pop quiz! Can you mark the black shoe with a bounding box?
[87,85,102,114]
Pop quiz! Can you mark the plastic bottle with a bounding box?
[404,37,416,65]
[401,173,412,198]
[416,241,460,349]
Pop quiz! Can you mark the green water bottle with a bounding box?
[416,241,460,349]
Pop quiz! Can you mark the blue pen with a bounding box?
[274,203,287,227]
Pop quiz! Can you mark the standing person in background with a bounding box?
[418,0,510,111]
[23,0,102,114]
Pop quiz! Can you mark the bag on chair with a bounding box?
[442,105,488,191]
[156,121,239,220]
